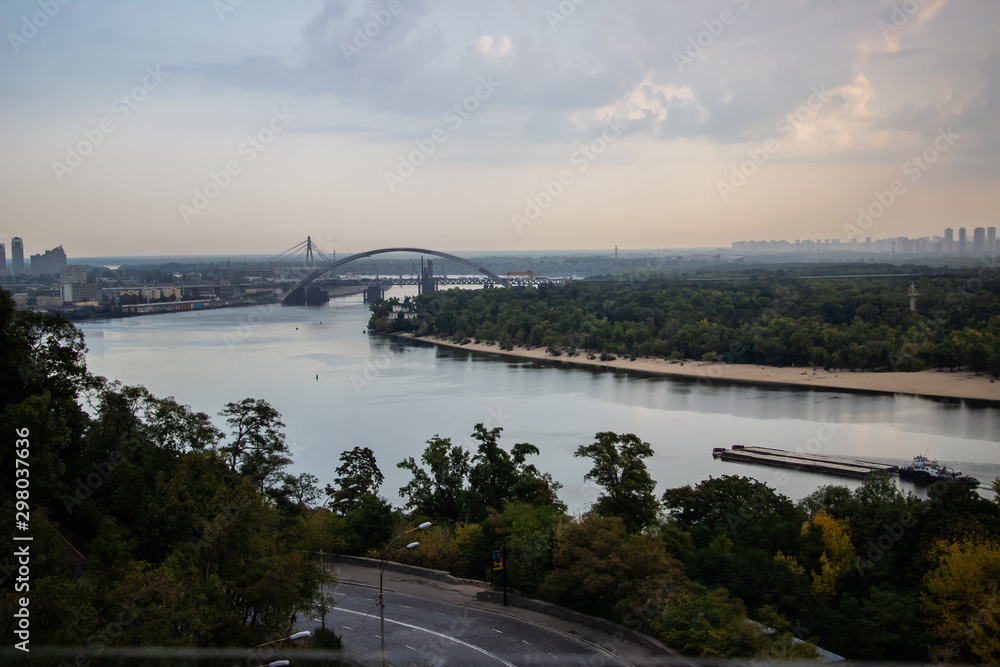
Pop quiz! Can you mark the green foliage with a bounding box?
[326,445,384,513]
[651,586,817,659]
[0,291,327,652]
[541,514,683,623]
[662,475,804,552]
[396,425,564,524]
[397,435,471,522]
[575,432,660,533]
[486,501,568,593]
[341,494,396,555]
[218,398,292,494]
[369,272,1000,374]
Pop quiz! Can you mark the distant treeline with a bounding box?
[369,269,1000,374]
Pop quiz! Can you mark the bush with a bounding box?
[312,627,343,649]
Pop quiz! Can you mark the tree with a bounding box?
[466,424,562,517]
[397,435,470,522]
[326,446,384,512]
[0,289,93,412]
[218,398,291,494]
[575,432,659,533]
[921,538,1000,664]
[800,510,854,596]
[651,586,817,659]
[486,501,567,594]
[662,475,802,551]
[282,472,322,507]
[138,390,222,453]
[540,513,683,623]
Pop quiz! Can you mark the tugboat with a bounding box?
[898,455,980,487]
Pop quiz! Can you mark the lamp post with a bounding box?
[379,522,431,666]
[332,483,360,513]
[249,630,312,667]
[251,630,312,650]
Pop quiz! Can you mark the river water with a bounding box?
[79,287,1000,511]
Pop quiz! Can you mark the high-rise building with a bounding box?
[60,266,87,284]
[11,237,24,274]
[958,228,967,254]
[59,266,101,303]
[973,227,986,254]
[29,246,67,276]
[988,227,997,254]
[944,228,954,253]
[0,243,5,275]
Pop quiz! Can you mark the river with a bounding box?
[79,287,1000,511]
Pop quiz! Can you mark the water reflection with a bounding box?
[80,288,999,512]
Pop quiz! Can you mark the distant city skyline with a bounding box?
[733,225,998,256]
[2,1,999,256]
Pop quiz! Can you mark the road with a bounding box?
[311,581,627,665]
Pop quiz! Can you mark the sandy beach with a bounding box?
[395,334,1000,403]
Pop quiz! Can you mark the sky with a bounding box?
[1,0,998,257]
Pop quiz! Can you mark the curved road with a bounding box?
[317,581,626,665]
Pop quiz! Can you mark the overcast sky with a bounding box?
[1,0,998,257]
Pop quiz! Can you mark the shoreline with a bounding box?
[392,333,1000,404]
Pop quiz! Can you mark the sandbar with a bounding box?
[393,334,1000,403]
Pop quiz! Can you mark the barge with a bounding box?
[712,445,899,479]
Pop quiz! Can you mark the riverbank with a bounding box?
[397,334,1000,403]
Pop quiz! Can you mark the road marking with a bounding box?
[522,640,531,645]
[406,645,416,650]
[494,629,503,633]
[329,607,516,666]
[548,653,559,661]
[342,626,353,630]
[400,604,412,609]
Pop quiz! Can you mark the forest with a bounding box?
[368,268,1000,375]
[3,287,999,664]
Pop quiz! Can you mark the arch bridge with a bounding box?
[281,247,504,304]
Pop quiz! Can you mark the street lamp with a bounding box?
[379,522,431,665]
[249,630,312,667]
[251,630,313,650]
[332,483,360,513]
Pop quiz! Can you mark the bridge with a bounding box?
[281,247,507,304]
